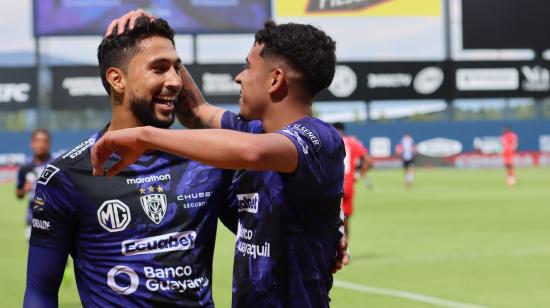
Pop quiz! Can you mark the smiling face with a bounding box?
[234,43,274,120]
[124,36,182,128]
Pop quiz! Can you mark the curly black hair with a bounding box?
[255,21,336,97]
[97,16,175,96]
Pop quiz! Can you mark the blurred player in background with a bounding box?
[501,126,518,186]
[15,129,51,240]
[396,133,416,189]
[333,122,372,240]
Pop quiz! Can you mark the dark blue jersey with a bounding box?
[222,112,345,308]
[17,157,51,224]
[29,127,236,307]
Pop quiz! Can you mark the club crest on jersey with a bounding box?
[140,192,167,224]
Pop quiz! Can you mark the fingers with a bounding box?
[91,137,116,176]
[104,9,157,37]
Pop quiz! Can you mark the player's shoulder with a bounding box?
[38,132,100,187]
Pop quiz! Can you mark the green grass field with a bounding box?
[1,168,549,307]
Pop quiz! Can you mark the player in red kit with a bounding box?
[501,126,518,186]
[333,122,372,240]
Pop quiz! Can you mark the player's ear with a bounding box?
[106,67,126,95]
[268,68,285,94]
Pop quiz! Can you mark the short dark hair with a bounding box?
[332,122,345,132]
[31,128,50,139]
[97,17,175,96]
[255,21,336,97]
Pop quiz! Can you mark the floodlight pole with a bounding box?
[443,0,454,121]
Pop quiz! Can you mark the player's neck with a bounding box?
[33,154,50,164]
[109,105,142,131]
[262,98,313,133]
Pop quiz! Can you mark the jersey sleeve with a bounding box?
[16,165,30,189]
[29,165,77,250]
[276,120,344,187]
[24,245,69,308]
[221,111,263,133]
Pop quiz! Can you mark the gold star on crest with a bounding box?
[157,185,164,193]
[139,187,146,194]
[148,186,155,192]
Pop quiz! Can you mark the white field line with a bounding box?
[334,280,491,308]
[359,247,550,264]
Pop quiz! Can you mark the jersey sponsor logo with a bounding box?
[177,191,212,201]
[237,193,259,214]
[62,137,95,160]
[281,129,309,154]
[140,193,168,224]
[37,165,59,185]
[177,191,212,209]
[31,218,51,230]
[144,266,209,293]
[122,231,196,256]
[107,265,210,295]
[32,191,46,211]
[126,173,171,185]
[107,265,139,295]
[236,222,271,259]
[290,124,322,151]
[97,200,131,232]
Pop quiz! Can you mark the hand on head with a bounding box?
[105,9,157,36]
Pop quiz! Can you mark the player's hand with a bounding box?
[332,237,350,273]
[24,181,34,192]
[91,127,149,177]
[175,65,204,118]
[105,9,156,36]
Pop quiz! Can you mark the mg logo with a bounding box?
[107,265,139,295]
[97,200,131,232]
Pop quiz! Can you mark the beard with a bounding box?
[129,95,174,129]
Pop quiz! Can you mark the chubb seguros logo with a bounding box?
[328,65,357,98]
[97,200,131,232]
[237,193,259,214]
[107,265,139,295]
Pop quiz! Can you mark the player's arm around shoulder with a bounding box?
[146,126,299,173]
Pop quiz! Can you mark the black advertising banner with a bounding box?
[51,66,109,110]
[34,0,270,37]
[452,61,550,98]
[0,67,37,110]
[49,61,550,110]
[186,64,243,104]
[316,62,451,101]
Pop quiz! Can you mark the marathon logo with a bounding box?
[306,0,383,13]
[62,137,95,160]
[126,174,171,185]
[122,231,196,256]
[237,193,259,214]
